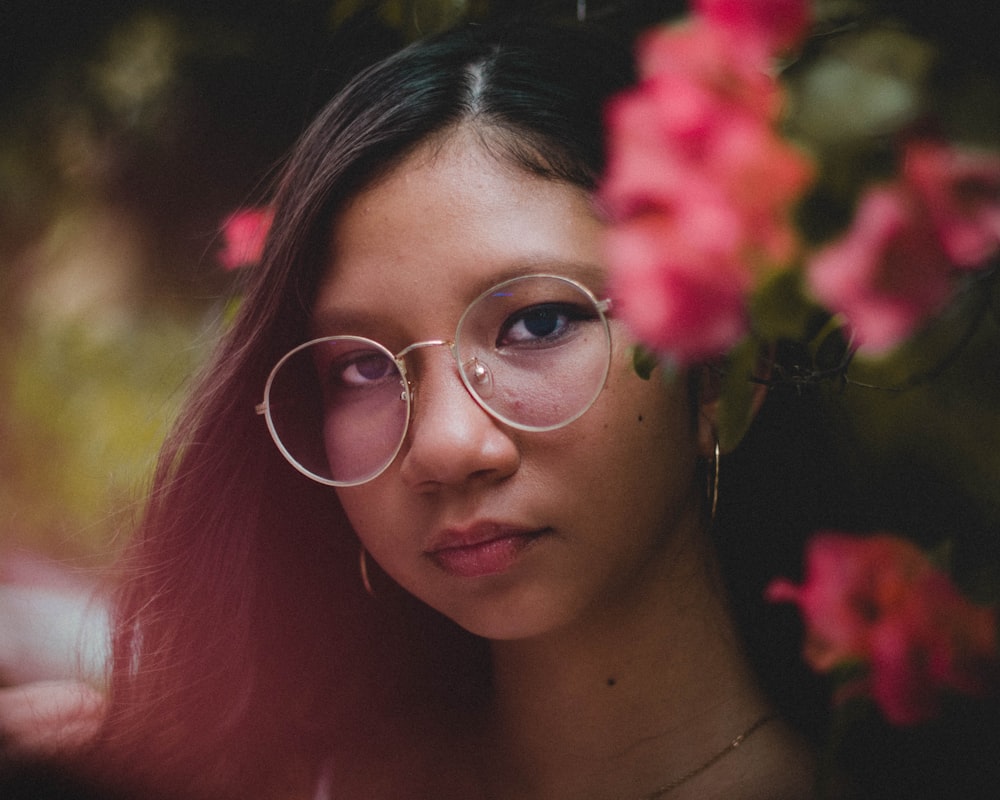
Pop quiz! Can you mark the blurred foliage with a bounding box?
[821,270,1000,601]
[1,0,998,567]
[785,3,1000,596]
[1,312,210,563]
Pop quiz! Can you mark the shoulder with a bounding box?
[0,680,104,757]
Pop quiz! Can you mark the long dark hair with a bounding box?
[96,21,637,800]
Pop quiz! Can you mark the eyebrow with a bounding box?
[311,258,608,338]
[310,310,376,339]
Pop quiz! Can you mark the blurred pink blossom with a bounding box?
[904,142,1000,268]
[694,0,811,56]
[605,213,750,362]
[601,17,813,364]
[807,141,1000,353]
[217,207,273,270]
[635,21,781,118]
[601,63,811,247]
[806,184,954,353]
[768,532,998,725]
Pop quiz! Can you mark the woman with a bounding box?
[94,20,820,800]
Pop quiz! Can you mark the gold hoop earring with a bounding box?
[708,436,720,524]
[359,545,375,598]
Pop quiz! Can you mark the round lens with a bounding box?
[455,275,611,431]
[262,336,409,486]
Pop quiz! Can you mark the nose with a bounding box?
[398,348,520,490]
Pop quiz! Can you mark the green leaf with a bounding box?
[926,538,954,574]
[810,315,851,371]
[629,344,661,381]
[750,269,817,343]
[716,338,760,451]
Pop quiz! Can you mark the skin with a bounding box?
[317,126,710,642]
[314,126,814,799]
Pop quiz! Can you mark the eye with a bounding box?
[326,349,397,389]
[497,302,594,348]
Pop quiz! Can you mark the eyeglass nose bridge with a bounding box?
[394,338,497,407]
[394,338,452,361]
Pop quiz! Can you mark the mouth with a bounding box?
[426,523,550,578]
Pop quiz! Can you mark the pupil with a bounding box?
[524,307,559,337]
[356,353,393,380]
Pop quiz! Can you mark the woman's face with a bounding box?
[315,127,709,640]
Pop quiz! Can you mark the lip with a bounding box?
[426,522,549,578]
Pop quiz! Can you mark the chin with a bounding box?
[430,586,575,642]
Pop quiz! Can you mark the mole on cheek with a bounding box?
[637,415,644,423]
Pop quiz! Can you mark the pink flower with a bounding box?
[635,21,781,119]
[768,532,998,725]
[605,213,751,362]
[602,65,811,255]
[705,112,812,266]
[904,141,1000,268]
[806,140,1000,354]
[694,0,811,56]
[806,184,955,353]
[601,20,813,365]
[767,534,931,670]
[217,207,273,270]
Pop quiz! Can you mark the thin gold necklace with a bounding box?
[640,713,779,799]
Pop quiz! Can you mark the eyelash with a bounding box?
[497,302,594,348]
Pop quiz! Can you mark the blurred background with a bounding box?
[1,0,999,684]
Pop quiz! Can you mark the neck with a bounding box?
[480,521,775,800]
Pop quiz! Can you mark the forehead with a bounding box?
[312,127,606,336]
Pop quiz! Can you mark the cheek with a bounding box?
[603,360,693,447]
[592,370,699,502]
[334,488,384,548]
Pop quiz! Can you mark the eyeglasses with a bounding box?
[257,273,613,486]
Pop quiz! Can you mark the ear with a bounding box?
[695,348,771,457]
